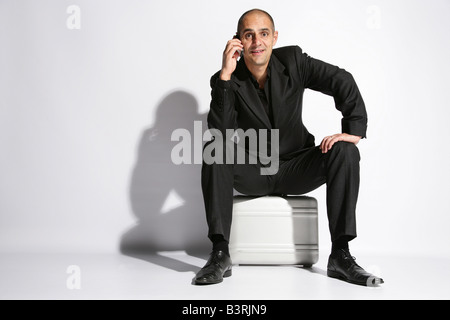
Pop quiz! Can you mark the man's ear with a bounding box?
[273,31,279,46]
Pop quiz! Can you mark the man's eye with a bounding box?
[262,32,268,37]
[245,34,252,39]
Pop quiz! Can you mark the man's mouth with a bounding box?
[250,49,265,55]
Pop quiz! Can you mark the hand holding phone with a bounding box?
[220,34,244,81]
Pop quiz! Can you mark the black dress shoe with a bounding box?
[327,249,384,286]
[194,251,232,285]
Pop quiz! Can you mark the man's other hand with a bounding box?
[319,133,361,153]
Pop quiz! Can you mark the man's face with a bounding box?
[239,12,278,69]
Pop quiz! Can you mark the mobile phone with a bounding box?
[233,33,243,58]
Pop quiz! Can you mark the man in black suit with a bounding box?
[194,9,383,286]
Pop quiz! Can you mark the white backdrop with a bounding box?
[1,0,449,257]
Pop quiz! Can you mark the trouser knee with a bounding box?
[328,141,360,164]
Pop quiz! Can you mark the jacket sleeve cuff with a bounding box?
[211,78,232,110]
[216,79,231,89]
[342,119,368,139]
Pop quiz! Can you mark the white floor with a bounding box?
[0,250,449,300]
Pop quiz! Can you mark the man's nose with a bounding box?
[252,35,262,46]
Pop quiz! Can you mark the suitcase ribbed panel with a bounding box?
[229,196,319,265]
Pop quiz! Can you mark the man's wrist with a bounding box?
[220,71,231,81]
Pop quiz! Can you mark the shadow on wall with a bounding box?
[120,90,210,272]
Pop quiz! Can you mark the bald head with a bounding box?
[237,9,275,38]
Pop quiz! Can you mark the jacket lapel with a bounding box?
[232,60,272,129]
[269,55,289,128]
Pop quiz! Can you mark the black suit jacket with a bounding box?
[207,45,368,160]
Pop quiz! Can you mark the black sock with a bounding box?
[332,237,349,254]
[211,234,230,256]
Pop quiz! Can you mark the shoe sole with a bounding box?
[194,269,232,285]
[327,269,384,286]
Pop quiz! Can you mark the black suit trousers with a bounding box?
[201,141,360,244]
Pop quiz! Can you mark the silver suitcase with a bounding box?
[229,195,319,266]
